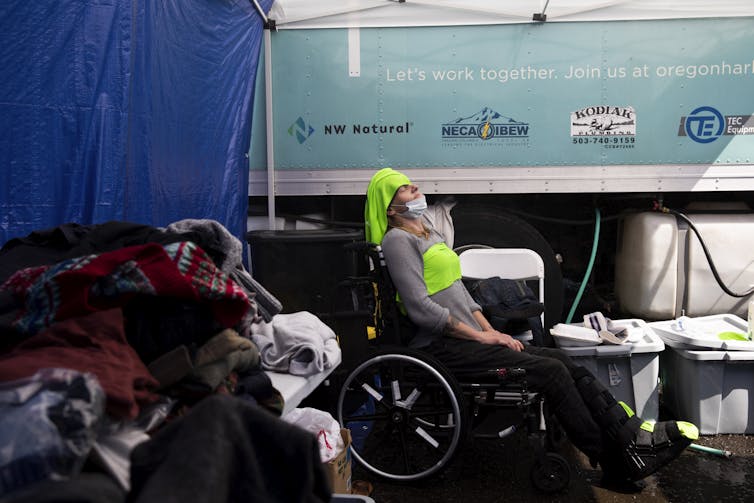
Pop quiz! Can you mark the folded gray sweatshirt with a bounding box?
[250,311,341,376]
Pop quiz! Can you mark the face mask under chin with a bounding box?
[395,195,427,219]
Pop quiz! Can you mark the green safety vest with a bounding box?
[397,242,461,312]
[423,242,462,295]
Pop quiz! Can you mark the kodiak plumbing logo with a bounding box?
[570,105,636,136]
[570,105,637,149]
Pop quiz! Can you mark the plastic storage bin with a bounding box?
[246,228,363,315]
[660,346,754,434]
[649,313,753,351]
[554,319,664,421]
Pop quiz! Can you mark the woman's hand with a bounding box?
[471,310,523,351]
[444,314,524,352]
[479,329,525,351]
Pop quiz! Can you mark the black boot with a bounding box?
[572,367,698,482]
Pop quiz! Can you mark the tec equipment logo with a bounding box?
[679,106,754,143]
[680,106,725,143]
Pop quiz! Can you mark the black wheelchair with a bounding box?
[334,242,571,493]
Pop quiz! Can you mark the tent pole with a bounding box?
[249,0,269,25]
[263,28,277,230]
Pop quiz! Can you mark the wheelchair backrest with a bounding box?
[360,242,417,347]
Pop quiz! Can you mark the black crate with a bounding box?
[246,228,364,317]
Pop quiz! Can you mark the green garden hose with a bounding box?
[565,207,601,324]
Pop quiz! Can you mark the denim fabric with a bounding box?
[0,368,104,495]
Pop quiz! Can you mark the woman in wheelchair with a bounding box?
[364,167,698,486]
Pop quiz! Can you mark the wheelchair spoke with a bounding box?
[408,406,455,417]
[351,378,393,414]
[414,425,441,449]
[391,379,402,403]
[397,425,412,474]
[395,387,421,409]
[370,421,399,452]
[413,412,455,427]
[361,381,384,402]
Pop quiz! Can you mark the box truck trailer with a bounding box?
[247,0,754,326]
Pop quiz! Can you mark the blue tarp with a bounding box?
[0,0,272,246]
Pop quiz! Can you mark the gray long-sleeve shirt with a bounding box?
[381,223,482,348]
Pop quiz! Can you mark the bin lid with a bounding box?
[665,346,754,362]
[556,319,664,357]
[648,314,753,351]
[246,228,363,243]
[549,324,602,347]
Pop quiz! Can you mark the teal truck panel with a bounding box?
[259,17,753,170]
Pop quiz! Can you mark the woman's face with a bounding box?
[390,184,423,208]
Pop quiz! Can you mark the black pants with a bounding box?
[422,337,604,460]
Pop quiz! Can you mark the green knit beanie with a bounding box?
[364,168,411,244]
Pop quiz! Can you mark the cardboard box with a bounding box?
[324,428,352,493]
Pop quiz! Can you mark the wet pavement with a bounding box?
[355,429,754,502]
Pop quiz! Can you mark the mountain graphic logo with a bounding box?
[448,107,524,125]
[442,107,529,140]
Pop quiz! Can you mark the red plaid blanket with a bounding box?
[1,241,252,337]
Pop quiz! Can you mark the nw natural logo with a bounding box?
[288,117,315,144]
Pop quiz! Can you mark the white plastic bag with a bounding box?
[282,407,344,463]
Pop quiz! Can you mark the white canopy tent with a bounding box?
[264,0,754,29]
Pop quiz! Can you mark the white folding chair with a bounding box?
[458,248,548,423]
[458,248,546,343]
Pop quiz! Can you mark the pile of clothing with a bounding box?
[0,220,340,502]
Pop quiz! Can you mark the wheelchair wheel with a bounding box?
[337,347,468,482]
[530,452,571,493]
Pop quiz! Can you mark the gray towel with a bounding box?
[250,312,341,376]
